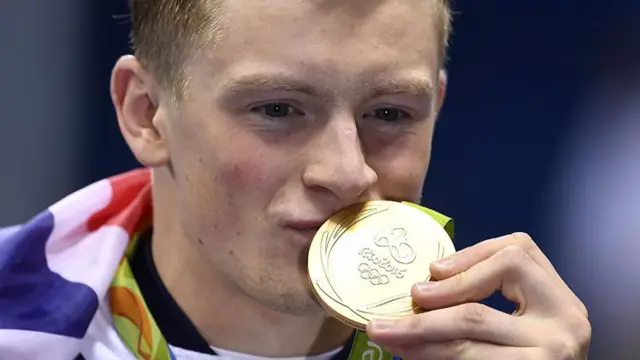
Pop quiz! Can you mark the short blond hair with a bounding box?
[128,0,452,98]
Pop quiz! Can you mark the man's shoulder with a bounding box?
[0,169,152,360]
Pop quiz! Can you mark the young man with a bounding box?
[0,0,591,359]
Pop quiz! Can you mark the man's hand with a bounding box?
[366,232,591,359]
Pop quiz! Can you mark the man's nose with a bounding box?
[302,118,378,202]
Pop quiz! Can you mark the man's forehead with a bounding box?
[223,0,430,13]
[221,0,436,34]
[211,0,438,57]
[187,0,440,95]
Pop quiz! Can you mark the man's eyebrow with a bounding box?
[220,73,324,98]
[364,78,435,99]
[220,72,435,101]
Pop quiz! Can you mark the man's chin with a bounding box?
[267,288,327,317]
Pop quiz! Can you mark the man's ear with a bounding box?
[436,69,448,114]
[110,55,169,168]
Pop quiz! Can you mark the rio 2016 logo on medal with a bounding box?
[307,200,456,330]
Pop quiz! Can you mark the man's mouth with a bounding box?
[284,220,325,245]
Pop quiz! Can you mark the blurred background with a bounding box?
[0,1,638,358]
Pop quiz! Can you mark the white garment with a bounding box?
[169,346,342,360]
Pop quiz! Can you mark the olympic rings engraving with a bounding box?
[358,263,390,286]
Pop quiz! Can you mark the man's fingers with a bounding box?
[432,233,552,281]
[431,232,588,317]
[366,302,541,347]
[415,245,567,315]
[392,340,542,360]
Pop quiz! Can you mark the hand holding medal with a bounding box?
[308,201,590,360]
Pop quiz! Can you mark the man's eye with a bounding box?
[371,108,411,122]
[251,102,302,119]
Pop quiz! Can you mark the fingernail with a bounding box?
[371,318,397,331]
[415,281,438,292]
[433,257,456,268]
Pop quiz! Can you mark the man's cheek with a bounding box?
[377,160,428,201]
[184,158,268,241]
[218,156,269,191]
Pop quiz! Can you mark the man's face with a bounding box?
[163,0,444,316]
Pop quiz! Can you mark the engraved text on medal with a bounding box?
[357,228,416,286]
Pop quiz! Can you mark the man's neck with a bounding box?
[150,221,353,357]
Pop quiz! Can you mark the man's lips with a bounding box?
[286,220,325,231]
[283,220,326,244]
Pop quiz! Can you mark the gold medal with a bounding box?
[307,200,455,330]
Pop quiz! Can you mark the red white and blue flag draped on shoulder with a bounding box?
[0,169,153,360]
